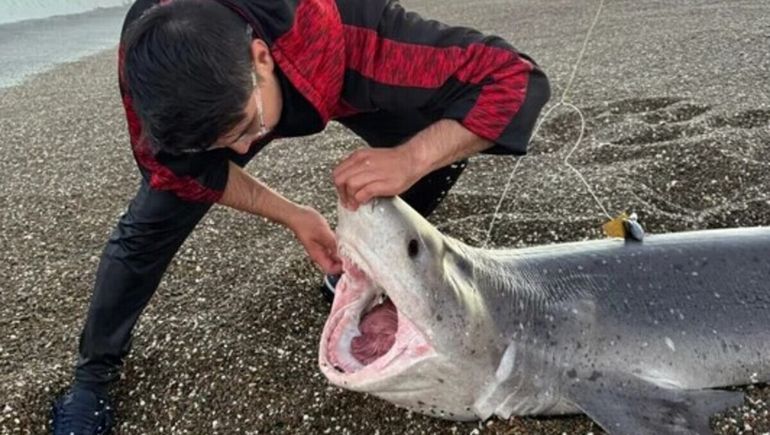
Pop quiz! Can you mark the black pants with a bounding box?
[74,114,468,385]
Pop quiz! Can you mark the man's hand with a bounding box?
[332,120,493,211]
[288,205,343,275]
[333,146,423,211]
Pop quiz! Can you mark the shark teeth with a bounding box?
[364,292,390,315]
[337,242,388,312]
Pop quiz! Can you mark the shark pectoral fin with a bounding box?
[472,342,519,420]
[564,371,744,435]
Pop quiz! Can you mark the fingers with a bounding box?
[291,206,342,274]
[318,226,339,256]
[333,147,410,210]
[336,171,378,210]
[334,149,376,209]
[353,181,390,205]
[326,256,343,275]
[313,225,343,274]
[333,150,363,206]
[308,244,331,272]
[308,241,343,275]
[317,252,341,275]
[342,171,383,210]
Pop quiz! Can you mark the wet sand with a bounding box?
[1,0,768,433]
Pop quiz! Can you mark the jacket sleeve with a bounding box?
[341,0,550,154]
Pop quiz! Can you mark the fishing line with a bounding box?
[483,0,609,247]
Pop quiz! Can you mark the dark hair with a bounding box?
[122,0,254,154]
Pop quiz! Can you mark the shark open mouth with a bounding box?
[319,245,434,379]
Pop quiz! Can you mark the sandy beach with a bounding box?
[1,0,768,433]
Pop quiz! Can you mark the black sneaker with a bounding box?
[320,274,340,303]
[52,384,115,435]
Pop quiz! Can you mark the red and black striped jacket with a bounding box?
[119,0,550,203]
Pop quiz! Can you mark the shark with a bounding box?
[318,196,770,434]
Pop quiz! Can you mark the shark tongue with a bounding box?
[351,299,398,365]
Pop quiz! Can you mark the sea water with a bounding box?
[0,0,130,25]
[0,3,130,89]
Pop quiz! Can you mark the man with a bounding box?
[51,0,550,432]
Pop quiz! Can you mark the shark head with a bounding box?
[318,197,501,420]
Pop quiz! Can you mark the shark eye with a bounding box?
[407,239,419,258]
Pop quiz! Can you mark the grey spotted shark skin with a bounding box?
[318,196,770,435]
